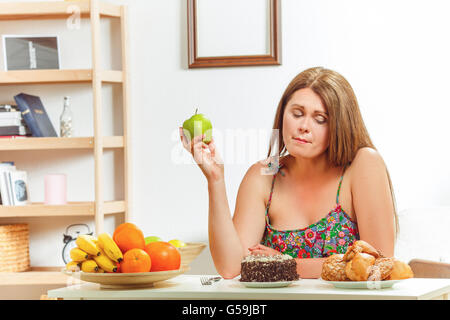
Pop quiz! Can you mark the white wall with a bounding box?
[0,0,449,273]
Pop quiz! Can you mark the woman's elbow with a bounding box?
[217,266,241,279]
[221,272,240,280]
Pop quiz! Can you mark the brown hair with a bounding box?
[267,67,399,236]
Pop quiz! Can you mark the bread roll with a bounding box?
[321,239,413,282]
[345,252,376,281]
[343,240,381,261]
[368,257,395,281]
[321,254,350,281]
[386,259,414,280]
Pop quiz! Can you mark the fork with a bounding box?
[200,276,222,285]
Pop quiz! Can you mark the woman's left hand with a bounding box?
[248,244,282,256]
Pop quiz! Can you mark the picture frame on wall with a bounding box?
[187,0,281,68]
[2,35,60,71]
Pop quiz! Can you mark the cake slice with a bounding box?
[240,254,299,282]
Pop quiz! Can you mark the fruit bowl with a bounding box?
[178,242,207,266]
[63,265,190,289]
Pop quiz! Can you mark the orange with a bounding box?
[144,241,181,272]
[120,248,151,273]
[113,225,146,254]
[113,222,139,239]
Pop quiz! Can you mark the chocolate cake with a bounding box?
[240,254,299,282]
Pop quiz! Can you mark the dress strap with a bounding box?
[336,166,347,205]
[264,161,284,217]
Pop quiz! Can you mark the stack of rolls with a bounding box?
[321,240,414,281]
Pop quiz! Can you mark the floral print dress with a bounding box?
[260,161,360,259]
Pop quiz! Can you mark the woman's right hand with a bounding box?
[179,127,224,183]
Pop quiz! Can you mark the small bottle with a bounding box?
[60,96,73,137]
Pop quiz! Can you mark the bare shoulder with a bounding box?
[347,147,388,185]
[349,147,386,171]
[233,158,279,255]
[241,159,274,191]
[233,159,274,225]
[346,151,395,256]
[238,155,289,202]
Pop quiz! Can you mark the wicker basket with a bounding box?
[0,224,31,272]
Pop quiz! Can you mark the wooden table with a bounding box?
[47,275,450,300]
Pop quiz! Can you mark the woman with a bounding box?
[179,67,398,279]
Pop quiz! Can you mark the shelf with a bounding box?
[0,1,121,21]
[0,136,124,151]
[0,200,125,217]
[103,136,124,148]
[0,0,131,238]
[0,69,123,85]
[0,267,81,286]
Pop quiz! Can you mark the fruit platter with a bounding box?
[64,222,205,288]
[64,266,190,289]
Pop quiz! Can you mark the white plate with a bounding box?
[235,278,299,288]
[320,278,403,289]
[63,265,190,289]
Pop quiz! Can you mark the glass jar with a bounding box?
[60,96,73,137]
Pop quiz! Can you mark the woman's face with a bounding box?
[282,88,330,159]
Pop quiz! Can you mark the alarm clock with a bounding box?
[62,223,93,264]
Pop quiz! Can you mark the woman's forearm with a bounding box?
[296,258,326,279]
[207,179,244,279]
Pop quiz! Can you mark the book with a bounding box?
[0,163,16,206]
[0,135,27,139]
[14,93,57,137]
[0,125,29,136]
[6,171,14,205]
[0,104,18,112]
[8,170,29,206]
[0,112,27,128]
[0,172,9,205]
[0,111,22,119]
[0,118,23,127]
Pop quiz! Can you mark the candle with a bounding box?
[44,174,67,205]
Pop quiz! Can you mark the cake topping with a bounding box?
[242,254,293,263]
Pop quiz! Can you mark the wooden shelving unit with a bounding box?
[0,69,123,85]
[0,0,131,286]
[0,0,121,20]
[0,136,123,150]
[0,201,125,217]
[0,267,74,286]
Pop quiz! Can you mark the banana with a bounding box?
[97,232,123,263]
[66,261,81,272]
[87,235,99,246]
[81,259,99,273]
[70,247,89,262]
[76,234,100,256]
[93,247,118,273]
[96,268,105,273]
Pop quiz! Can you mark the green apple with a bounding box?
[182,108,212,144]
[144,236,163,244]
